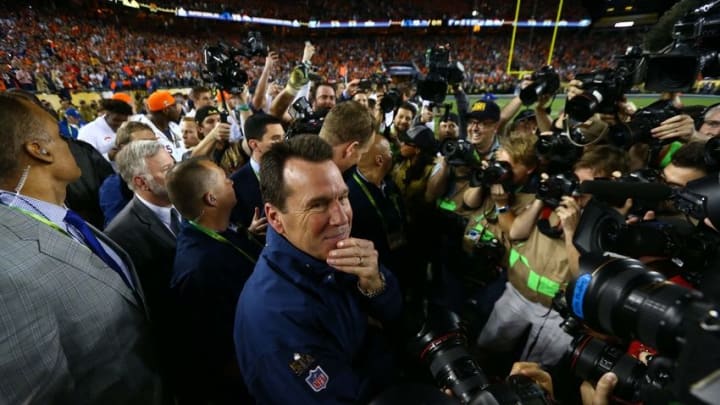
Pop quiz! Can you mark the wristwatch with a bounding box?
[358,272,386,298]
[495,205,510,215]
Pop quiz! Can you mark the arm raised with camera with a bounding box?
[251,50,278,112]
[425,155,452,203]
[191,121,232,158]
[509,198,544,241]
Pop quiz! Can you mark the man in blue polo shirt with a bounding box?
[234,135,402,404]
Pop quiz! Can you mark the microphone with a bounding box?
[578,180,673,202]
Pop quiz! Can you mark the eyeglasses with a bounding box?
[467,120,496,128]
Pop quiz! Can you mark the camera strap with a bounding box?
[537,207,564,239]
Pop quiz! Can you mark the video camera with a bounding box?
[286,96,329,138]
[565,66,635,123]
[644,0,720,92]
[202,31,268,93]
[553,252,720,404]
[417,45,465,104]
[519,66,560,106]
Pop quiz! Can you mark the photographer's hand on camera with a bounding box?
[556,196,582,276]
[580,372,618,405]
[326,238,385,296]
[209,122,231,147]
[510,362,555,400]
[425,154,451,203]
[650,113,695,142]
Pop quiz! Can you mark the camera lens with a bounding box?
[568,254,713,354]
[569,335,647,401]
[566,93,600,122]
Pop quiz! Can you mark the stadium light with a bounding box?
[614,21,635,28]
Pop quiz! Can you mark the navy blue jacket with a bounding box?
[99,173,133,228]
[171,221,262,404]
[230,162,263,228]
[234,227,402,404]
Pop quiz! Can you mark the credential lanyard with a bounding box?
[188,220,257,264]
[352,173,402,233]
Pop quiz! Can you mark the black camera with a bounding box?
[556,252,720,404]
[536,172,579,208]
[410,306,550,405]
[418,45,465,104]
[469,160,514,189]
[644,1,720,92]
[609,100,681,148]
[202,32,268,92]
[286,96,329,138]
[534,129,583,175]
[380,89,403,114]
[519,66,560,106]
[441,139,480,167]
[565,67,633,123]
[359,73,391,91]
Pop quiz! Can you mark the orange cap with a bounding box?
[112,92,133,106]
[146,90,176,112]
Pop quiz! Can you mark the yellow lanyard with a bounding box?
[188,220,257,264]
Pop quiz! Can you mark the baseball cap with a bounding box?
[195,106,221,124]
[399,125,438,152]
[112,92,133,106]
[65,108,81,120]
[466,100,500,122]
[146,90,176,112]
[441,112,460,125]
[512,109,536,124]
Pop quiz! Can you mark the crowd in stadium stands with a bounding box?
[1,4,632,96]
[152,0,589,21]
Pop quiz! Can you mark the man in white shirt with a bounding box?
[77,99,133,158]
[130,90,186,162]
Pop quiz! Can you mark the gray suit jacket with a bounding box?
[0,205,162,404]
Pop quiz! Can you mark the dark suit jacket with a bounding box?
[230,162,263,228]
[105,196,177,320]
[66,138,114,229]
[0,205,162,404]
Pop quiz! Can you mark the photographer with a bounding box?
[190,106,248,175]
[695,104,720,140]
[384,102,417,156]
[466,100,502,161]
[476,146,629,366]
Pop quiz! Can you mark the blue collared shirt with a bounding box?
[0,190,134,290]
[234,227,402,404]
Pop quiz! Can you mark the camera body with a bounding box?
[536,172,579,208]
[565,68,632,123]
[202,32,268,92]
[359,73,391,91]
[417,46,465,104]
[469,160,514,189]
[534,129,583,175]
[441,139,480,167]
[286,96,329,138]
[609,100,681,148]
[519,66,560,106]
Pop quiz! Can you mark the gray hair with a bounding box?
[705,104,720,120]
[116,140,166,191]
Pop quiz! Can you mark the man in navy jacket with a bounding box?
[234,135,402,404]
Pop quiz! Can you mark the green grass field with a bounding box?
[461,94,719,115]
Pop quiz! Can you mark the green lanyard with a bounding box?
[8,206,69,236]
[188,220,257,264]
[352,173,402,232]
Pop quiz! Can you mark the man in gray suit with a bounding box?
[105,140,179,397]
[0,94,162,403]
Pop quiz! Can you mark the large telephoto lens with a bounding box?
[567,253,713,355]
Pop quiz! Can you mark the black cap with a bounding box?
[466,100,500,122]
[195,106,221,124]
[441,112,460,125]
[400,125,438,153]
